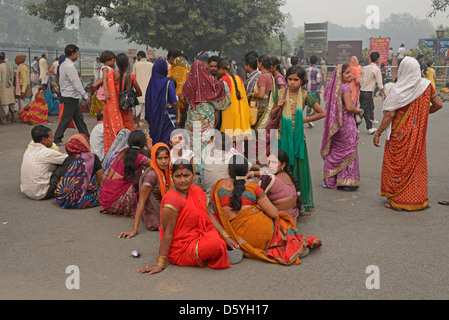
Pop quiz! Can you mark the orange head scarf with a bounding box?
[65,134,91,155]
[349,56,362,77]
[151,142,172,197]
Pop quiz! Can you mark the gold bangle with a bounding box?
[156,256,167,269]
[220,230,230,240]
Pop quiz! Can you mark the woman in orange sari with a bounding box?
[374,57,443,211]
[348,56,362,108]
[18,88,48,124]
[103,53,142,155]
[212,154,321,265]
[138,160,240,275]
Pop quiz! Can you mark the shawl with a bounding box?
[382,57,431,140]
[321,64,345,159]
[182,60,225,110]
[102,129,130,170]
[15,63,24,96]
[150,142,173,197]
[349,56,362,78]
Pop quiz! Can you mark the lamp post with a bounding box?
[279,33,285,58]
[436,25,445,66]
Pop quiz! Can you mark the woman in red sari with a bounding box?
[138,160,240,275]
[374,57,443,211]
[103,53,142,155]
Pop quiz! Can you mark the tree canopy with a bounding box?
[428,0,449,16]
[26,0,286,59]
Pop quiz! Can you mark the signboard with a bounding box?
[327,41,363,65]
[304,22,328,60]
[418,38,449,57]
[369,38,390,65]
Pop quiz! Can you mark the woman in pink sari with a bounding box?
[348,56,362,107]
[321,64,364,191]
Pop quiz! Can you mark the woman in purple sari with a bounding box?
[321,64,364,191]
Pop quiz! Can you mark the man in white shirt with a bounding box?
[89,111,104,162]
[397,44,406,60]
[359,52,387,134]
[39,54,49,85]
[132,51,153,129]
[93,57,102,82]
[53,44,90,145]
[21,125,68,200]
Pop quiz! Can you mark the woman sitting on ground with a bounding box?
[99,130,152,216]
[119,142,173,236]
[256,149,302,223]
[138,160,240,275]
[212,154,322,265]
[53,134,103,209]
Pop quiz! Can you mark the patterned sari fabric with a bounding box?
[103,70,134,156]
[90,90,104,118]
[159,184,231,269]
[212,179,321,265]
[18,90,48,124]
[53,134,100,209]
[381,86,432,211]
[167,57,191,115]
[321,64,360,188]
[99,150,149,216]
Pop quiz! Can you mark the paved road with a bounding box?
[1,98,449,301]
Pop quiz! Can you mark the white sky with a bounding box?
[281,0,448,28]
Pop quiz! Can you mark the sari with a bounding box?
[43,85,60,115]
[276,88,317,212]
[18,90,48,124]
[99,149,149,216]
[103,70,134,156]
[160,184,230,269]
[167,56,191,116]
[90,90,104,118]
[183,61,230,171]
[321,64,360,189]
[145,60,177,146]
[380,57,432,211]
[212,179,321,265]
[220,74,252,138]
[102,129,130,170]
[52,134,100,209]
[252,73,275,131]
[348,56,362,107]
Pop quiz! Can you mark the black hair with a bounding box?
[341,64,349,74]
[155,145,170,158]
[423,61,433,77]
[286,65,308,86]
[123,130,146,180]
[172,159,195,175]
[31,125,52,143]
[168,77,177,89]
[258,55,272,70]
[290,56,299,66]
[370,52,380,63]
[167,48,182,60]
[269,56,282,74]
[218,59,242,100]
[228,154,249,212]
[99,50,116,64]
[97,110,103,122]
[245,51,259,59]
[115,53,129,90]
[64,44,79,58]
[208,55,220,64]
[214,131,232,152]
[310,55,318,65]
[276,149,302,211]
[244,55,258,70]
[137,51,146,58]
[417,54,425,60]
[41,53,46,58]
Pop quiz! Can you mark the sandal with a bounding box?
[227,249,243,265]
[384,203,402,211]
[438,200,449,206]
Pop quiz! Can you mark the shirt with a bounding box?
[360,63,384,92]
[20,143,68,200]
[397,47,406,59]
[305,65,322,94]
[90,123,104,162]
[59,59,88,100]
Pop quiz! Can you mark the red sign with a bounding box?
[369,38,390,65]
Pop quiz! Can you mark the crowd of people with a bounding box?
[4,41,444,275]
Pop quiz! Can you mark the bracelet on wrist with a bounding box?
[220,230,230,240]
[156,256,167,269]
[375,131,382,137]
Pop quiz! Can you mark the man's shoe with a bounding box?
[368,128,377,135]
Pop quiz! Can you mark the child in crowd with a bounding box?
[93,51,117,101]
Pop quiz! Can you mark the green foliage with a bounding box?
[428,0,449,17]
[26,0,286,59]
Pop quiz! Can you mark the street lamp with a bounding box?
[279,33,285,58]
[436,25,445,65]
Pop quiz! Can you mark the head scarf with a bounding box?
[382,56,431,140]
[102,129,131,170]
[15,55,26,64]
[65,134,91,155]
[182,60,225,110]
[150,142,172,197]
[349,56,362,78]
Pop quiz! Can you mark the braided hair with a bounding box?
[218,58,242,100]
[228,154,249,212]
[276,149,302,211]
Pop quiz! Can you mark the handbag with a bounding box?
[118,72,139,110]
[249,95,259,126]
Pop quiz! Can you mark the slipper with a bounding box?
[299,247,310,258]
[384,203,402,211]
[227,249,243,265]
[438,200,449,206]
[299,211,312,216]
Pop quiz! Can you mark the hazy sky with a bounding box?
[281,0,448,28]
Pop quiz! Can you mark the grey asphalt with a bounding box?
[1,97,448,301]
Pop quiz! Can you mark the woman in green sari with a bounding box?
[271,66,325,214]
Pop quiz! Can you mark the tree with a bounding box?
[26,0,286,60]
[428,0,449,17]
